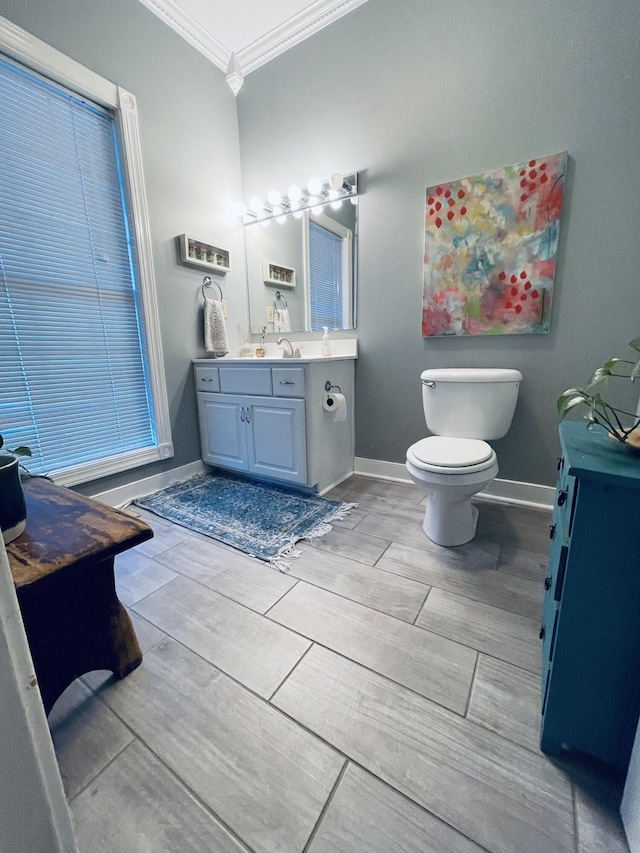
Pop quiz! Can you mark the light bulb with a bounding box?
[331,200,342,210]
[307,176,322,195]
[307,196,319,207]
[293,210,303,219]
[289,199,299,211]
[267,189,281,206]
[311,204,323,215]
[330,172,344,190]
[249,196,263,213]
[327,189,339,201]
[273,205,283,217]
[350,196,358,205]
[276,215,287,224]
[288,184,302,202]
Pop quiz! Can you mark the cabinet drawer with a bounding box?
[194,365,220,392]
[272,367,305,397]
[219,367,272,396]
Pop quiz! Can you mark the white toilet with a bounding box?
[406,368,522,547]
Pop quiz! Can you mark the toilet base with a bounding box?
[422,498,479,547]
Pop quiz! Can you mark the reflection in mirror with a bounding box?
[246,199,357,333]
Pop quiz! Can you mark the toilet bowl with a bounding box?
[406,436,498,546]
[406,368,522,547]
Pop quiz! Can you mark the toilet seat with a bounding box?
[407,436,496,474]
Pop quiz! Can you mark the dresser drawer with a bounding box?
[219,367,272,396]
[272,367,305,397]
[194,365,220,392]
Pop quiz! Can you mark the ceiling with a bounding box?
[137,0,368,88]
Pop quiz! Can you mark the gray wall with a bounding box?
[0,0,246,494]
[2,0,639,490]
[237,0,640,486]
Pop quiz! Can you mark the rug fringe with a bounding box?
[269,502,359,572]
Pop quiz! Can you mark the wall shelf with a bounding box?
[178,234,229,273]
[262,261,295,288]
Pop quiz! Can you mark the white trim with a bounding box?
[0,15,117,105]
[132,0,369,76]
[0,542,78,852]
[87,459,206,507]
[0,19,173,487]
[354,456,555,510]
[136,0,229,70]
[116,85,174,463]
[238,0,370,74]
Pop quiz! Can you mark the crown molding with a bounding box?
[137,0,368,79]
[238,0,368,74]
[136,0,230,72]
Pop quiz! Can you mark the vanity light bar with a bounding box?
[237,173,358,225]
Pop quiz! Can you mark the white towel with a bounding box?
[203,297,229,356]
[273,308,291,333]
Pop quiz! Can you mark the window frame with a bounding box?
[304,209,354,332]
[0,15,173,486]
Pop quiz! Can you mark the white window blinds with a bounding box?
[0,56,158,479]
[308,220,344,331]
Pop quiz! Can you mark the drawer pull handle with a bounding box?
[557,489,568,507]
[200,377,214,382]
[549,524,556,540]
[556,456,564,471]
[246,408,251,424]
[544,577,552,591]
[280,380,295,385]
[539,625,545,641]
[240,407,245,423]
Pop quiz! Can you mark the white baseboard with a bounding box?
[87,460,206,507]
[353,456,554,510]
[88,456,555,511]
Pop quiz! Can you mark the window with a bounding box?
[307,211,353,331]
[0,20,172,485]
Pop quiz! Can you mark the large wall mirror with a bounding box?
[245,198,358,333]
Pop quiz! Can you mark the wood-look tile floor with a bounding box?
[48,475,631,853]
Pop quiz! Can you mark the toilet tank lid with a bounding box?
[421,368,522,383]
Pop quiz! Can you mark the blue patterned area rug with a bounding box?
[134,471,356,571]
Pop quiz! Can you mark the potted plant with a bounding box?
[0,434,32,544]
[557,336,640,447]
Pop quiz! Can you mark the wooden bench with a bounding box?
[6,477,153,714]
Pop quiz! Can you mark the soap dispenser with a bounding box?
[322,326,331,357]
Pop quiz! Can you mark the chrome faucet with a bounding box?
[277,337,300,358]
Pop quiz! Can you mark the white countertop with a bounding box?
[193,338,358,364]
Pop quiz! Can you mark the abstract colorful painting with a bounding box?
[422,152,567,337]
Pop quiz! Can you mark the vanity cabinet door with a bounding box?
[196,392,248,471]
[246,397,307,485]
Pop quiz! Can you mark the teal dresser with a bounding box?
[540,421,640,771]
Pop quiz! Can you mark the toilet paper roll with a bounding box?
[323,392,347,422]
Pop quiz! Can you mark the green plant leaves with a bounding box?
[557,334,640,441]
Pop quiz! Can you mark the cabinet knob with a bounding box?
[544,577,552,590]
[539,625,546,640]
[549,524,556,540]
[557,489,568,507]
[280,380,295,385]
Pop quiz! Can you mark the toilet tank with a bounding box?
[421,368,522,440]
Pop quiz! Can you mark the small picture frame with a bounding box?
[178,234,230,273]
[262,261,295,288]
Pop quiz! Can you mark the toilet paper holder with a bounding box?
[324,381,342,393]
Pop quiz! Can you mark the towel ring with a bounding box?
[202,275,223,301]
[274,291,288,310]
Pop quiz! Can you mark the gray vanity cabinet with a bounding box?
[194,358,355,492]
[197,391,307,485]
